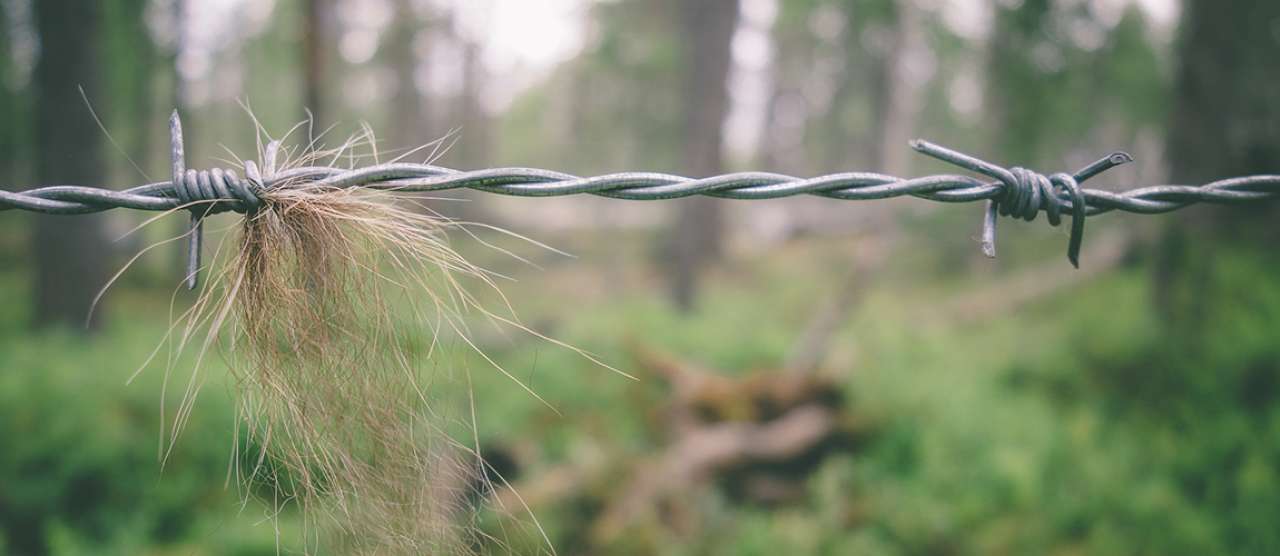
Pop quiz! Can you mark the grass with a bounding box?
[0,269,306,555]
[1,218,1278,554]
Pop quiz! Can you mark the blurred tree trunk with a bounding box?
[438,16,493,223]
[876,2,924,177]
[302,0,330,130]
[170,0,190,139]
[1166,0,1280,185]
[858,26,893,173]
[757,85,785,171]
[986,0,1054,164]
[125,0,157,172]
[664,0,740,312]
[820,0,897,173]
[756,1,820,174]
[1155,0,1280,318]
[385,0,429,153]
[32,11,110,332]
[0,3,20,190]
[104,0,157,175]
[1142,5,1280,542]
[457,40,490,169]
[93,0,159,271]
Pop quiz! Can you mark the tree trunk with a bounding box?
[1166,0,1280,183]
[820,0,897,173]
[30,0,110,333]
[0,3,21,190]
[876,2,924,177]
[103,0,157,176]
[664,0,740,312]
[302,0,329,131]
[1155,0,1280,319]
[458,40,490,169]
[386,0,429,154]
[434,15,493,224]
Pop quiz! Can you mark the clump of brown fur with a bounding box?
[230,184,480,553]
[149,128,574,554]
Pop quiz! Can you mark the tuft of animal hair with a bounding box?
[139,122,579,555]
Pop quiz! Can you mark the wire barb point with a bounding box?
[1074,151,1134,184]
[911,139,1136,268]
[169,111,203,291]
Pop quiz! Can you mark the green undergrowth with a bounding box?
[0,272,302,555]
[448,231,1280,555]
[0,228,1277,555]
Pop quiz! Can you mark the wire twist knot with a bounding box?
[170,111,280,289]
[996,167,1077,223]
[911,140,1132,267]
[172,166,263,216]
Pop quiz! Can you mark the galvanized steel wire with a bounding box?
[3,112,1279,285]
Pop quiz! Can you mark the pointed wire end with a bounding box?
[1067,241,1082,268]
[185,248,200,290]
[908,139,953,167]
[185,202,203,292]
[169,112,199,290]
[981,200,999,259]
[908,139,943,159]
[982,242,997,259]
[909,138,1011,182]
[169,110,183,139]
[1067,230,1085,269]
[186,220,200,291]
[170,111,186,179]
[1074,151,1135,183]
[264,140,282,178]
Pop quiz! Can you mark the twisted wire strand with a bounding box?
[7,163,1278,213]
[2,112,1278,284]
[7,152,1277,215]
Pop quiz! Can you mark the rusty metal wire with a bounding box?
[3,112,1279,287]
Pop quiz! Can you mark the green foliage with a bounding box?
[444,231,1280,555]
[101,0,158,182]
[2,229,1279,555]
[987,0,1168,165]
[500,0,691,173]
[0,276,297,555]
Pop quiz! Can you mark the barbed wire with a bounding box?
[3,112,1278,288]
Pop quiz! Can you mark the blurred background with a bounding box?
[2,0,1279,554]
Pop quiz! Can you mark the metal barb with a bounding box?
[911,139,1133,267]
[169,111,203,291]
[168,111,267,289]
[1063,151,1133,266]
[2,115,1278,288]
[1074,152,1135,184]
